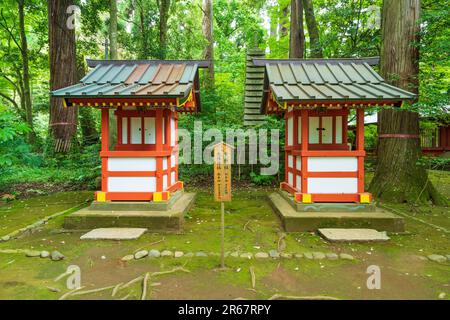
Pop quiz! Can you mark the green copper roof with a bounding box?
[51,60,206,99]
[255,58,416,105]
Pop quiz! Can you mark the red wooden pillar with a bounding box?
[156,109,163,192]
[300,109,309,194]
[166,110,171,187]
[284,112,288,185]
[292,110,299,189]
[101,108,109,193]
[356,108,365,193]
[174,112,179,182]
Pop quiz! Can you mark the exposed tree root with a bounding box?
[141,272,150,300]
[277,233,286,252]
[124,275,144,288]
[58,286,85,300]
[71,285,116,297]
[249,266,256,289]
[112,283,123,297]
[268,293,339,300]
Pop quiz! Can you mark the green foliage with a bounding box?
[313,0,382,58]
[415,0,450,119]
[265,0,382,58]
[249,171,276,186]
[364,124,378,150]
[419,156,450,171]
[0,143,101,195]
[0,106,31,167]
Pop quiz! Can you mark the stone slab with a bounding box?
[80,228,147,240]
[318,228,390,242]
[268,192,405,233]
[278,190,376,212]
[64,193,196,233]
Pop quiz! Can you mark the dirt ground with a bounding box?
[0,171,448,300]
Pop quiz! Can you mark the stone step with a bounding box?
[245,79,264,85]
[245,97,263,103]
[244,108,261,114]
[64,193,197,232]
[245,91,263,97]
[245,102,261,108]
[268,192,405,233]
[245,73,265,79]
[244,114,266,120]
[244,120,266,126]
[245,85,264,91]
[246,67,265,73]
[318,228,390,242]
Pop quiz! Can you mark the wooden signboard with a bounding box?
[214,142,232,202]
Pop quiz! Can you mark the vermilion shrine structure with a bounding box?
[255,58,415,232]
[53,59,205,202]
[52,59,207,231]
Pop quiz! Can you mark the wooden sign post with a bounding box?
[214,142,232,269]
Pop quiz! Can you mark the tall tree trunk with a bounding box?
[157,0,171,59]
[280,5,289,38]
[76,57,99,146]
[137,1,149,59]
[48,0,78,153]
[369,0,445,205]
[17,0,36,144]
[289,0,305,58]
[109,0,118,60]
[202,0,214,88]
[302,0,323,58]
[268,6,278,54]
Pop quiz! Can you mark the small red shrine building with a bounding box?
[421,122,450,156]
[52,59,207,202]
[256,58,416,204]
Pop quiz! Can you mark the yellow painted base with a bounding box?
[153,191,170,202]
[360,193,372,204]
[96,192,106,202]
[153,192,163,202]
[302,193,312,203]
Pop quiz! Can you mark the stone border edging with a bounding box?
[0,201,90,243]
[122,250,356,262]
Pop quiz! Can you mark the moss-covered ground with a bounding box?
[0,171,448,300]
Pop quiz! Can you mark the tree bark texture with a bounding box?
[280,5,289,38]
[369,0,445,205]
[18,0,36,144]
[289,0,305,58]
[302,0,323,58]
[157,0,171,59]
[48,0,78,153]
[202,0,214,88]
[76,57,99,146]
[109,0,118,60]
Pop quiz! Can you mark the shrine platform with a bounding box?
[64,191,195,233]
[268,191,405,233]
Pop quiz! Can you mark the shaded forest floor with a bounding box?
[0,171,448,300]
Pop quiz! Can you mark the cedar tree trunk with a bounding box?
[202,0,215,88]
[369,0,445,205]
[289,0,305,58]
[109,0,118,60]
[48,0,78,153]
[18,0,36,144]
[303,0,323,58]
